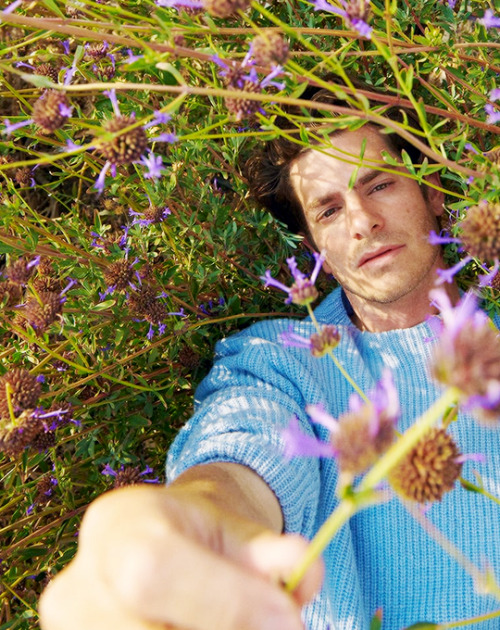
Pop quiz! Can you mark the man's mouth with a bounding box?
[358,245,404,268]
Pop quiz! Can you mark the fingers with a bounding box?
[106,527,306,630]
[237,533,325,606]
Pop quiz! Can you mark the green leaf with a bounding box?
[42,0,65,16]
[155,62,186,85]
[404,623,438,629]
[20,73,55,89]
[369,609,383,630]
[92,299,116,311]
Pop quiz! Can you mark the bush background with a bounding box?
[0,0,499,626]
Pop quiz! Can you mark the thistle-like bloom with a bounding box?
[129,205,171,227]
[102,463,159,488]
[102,259,140,297]
[280,324,341,357]
[388,428,463,503]
[261,251,326,306]
[429,288,500,425]
[459,203,500,263]
[312,0,372,38]
[5,256,40,285]
[250,33,289,67]
[0,368,42,419]
[282,370,399,478]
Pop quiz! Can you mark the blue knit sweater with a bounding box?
[167,287,500,629]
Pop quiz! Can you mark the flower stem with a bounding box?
[285,387,460,592]
[5,382,17,425]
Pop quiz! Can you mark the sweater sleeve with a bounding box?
[166,321,322,539]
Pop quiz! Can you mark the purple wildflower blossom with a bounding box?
[478,9,500,28]
[478,259,500,288]
[428,230,461,246]
[140,152,166,179]
[436,256,472,284]
[155,0,204,7]
[1,0,23,13]
[62,40,70,55]
[151,132,178,143]
[261,251,326,305]
[282,414,336,460]
[144,111,172,128]
[124,48,144,64]
[485,104,500,125]
[490,88,500,102]
[2,118,32,135]
[312,0,372,38]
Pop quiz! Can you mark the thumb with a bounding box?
[236,532,324,606]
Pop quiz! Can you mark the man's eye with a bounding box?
[371,182,391,193]
[321,207,340,219]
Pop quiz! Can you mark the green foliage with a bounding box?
[0,0,499,626]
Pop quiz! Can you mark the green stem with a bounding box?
[437,608,500,629]
[285,387,460,591]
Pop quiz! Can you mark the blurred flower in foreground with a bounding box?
[312,0,372,39]
[250,33,289,67]
[261,251,326,306]
[459,203,500,263]
[478,9,500,29]
[280,323,341,357]
[429,288,500,425]
[389,428,463,503]
[282,370,398,480]
[156,0,249,18]
[485,88,500,124]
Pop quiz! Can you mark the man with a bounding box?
[39,88,500,630]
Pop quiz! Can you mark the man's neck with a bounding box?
[343,282,460,333]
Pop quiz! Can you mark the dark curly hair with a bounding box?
[244,79,427,238]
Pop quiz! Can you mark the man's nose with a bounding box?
[345,193,384,240]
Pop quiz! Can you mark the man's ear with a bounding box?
[424,172,445,216]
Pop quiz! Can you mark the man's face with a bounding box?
[289,126,445,307]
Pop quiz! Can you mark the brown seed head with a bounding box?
[84,42,108,60]
[32,90,71,134]
[5,258,37,285]
[97,116,148,165]
[104,260,135,292]
[32,429,56,451]
[459,203,500,262]
[203,0,249,17]
[332,403,395,475]
[389,428,462,503]
[251,33,289,66]
[24,292,63,332]
[113,466,144,488]
[0,409,44,457]
[143,206,168,224]
[35,63,59,84]
[0,369,41,419]
[178,345,201,369]
[0,281,23,307]
[343,0,371,27]
[14,167,32,187]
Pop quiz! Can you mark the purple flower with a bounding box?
[490,88,500,102]
[436,256,472,284]
[485,103,500,124]
[140,151,166,180]
[280,323,341,357]
[478,9,500,28]
[428,230,461,246]
[151,132,178,143]
[1,0,23,13]
[429,288,500,425]
[261,251,326,305]
[478,259,500,288]
[94,161,112,194]
[58,102,73,118]
[144,111,172,128]
[312,0,372,38]
[2,118,32,135]
[282,370,399,476]
[103,88,121,117]
[124,48,144,64]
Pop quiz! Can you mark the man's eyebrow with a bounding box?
[308,169,385,211]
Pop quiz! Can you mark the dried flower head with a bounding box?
[97,116,148,166]
[128,284,167,325]
[429,289,500,425]
[0,409,44,457]
[203,0,249,17]
[459,203,500,262]
[251,33,289,66]
[84,41,108,61]
[0,281,23,307]
[102,463,158,488]
[14,167,32,187]
[389,428,462,503]
[178,345,201,369]
[5,256,39,285]
[0,369,41,419]
[32,90,71,134]
[224,80,262,121]
[23,292,64,332]
[35,63,59,84]
[104,260,136,292]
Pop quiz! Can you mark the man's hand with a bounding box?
[38,462,324,630]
